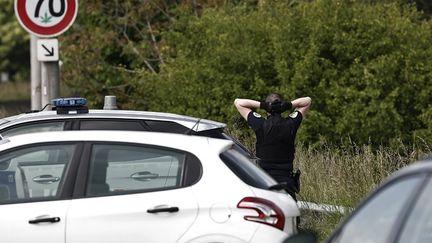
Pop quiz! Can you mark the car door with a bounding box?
[0,143,78,243]
[66,142,201,243]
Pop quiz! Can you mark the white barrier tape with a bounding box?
[298,201,352,214]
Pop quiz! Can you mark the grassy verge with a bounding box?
[297,144,430,241]
[0,81,30,102]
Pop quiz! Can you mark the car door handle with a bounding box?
[147,206,179,214]
[32,174,60,184]
[131,171,159,181]
[29,215,61,224]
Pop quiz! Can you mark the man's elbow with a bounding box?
[234,98,242,108]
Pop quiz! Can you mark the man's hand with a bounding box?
[260,101,272,113]
[280,101,292,112]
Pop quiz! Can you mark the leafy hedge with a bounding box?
[61,0,432,147]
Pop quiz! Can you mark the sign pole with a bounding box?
[30,35,41,110]
[38,38,60,108]
[41,61,59,108]
[15,0,78,108]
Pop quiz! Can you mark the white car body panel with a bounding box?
[66,188,198,243]
[179,155,259,242]
[0,200,70,243]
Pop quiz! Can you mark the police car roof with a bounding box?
[0,109,226,132]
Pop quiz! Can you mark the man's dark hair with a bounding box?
[265,93,284,103]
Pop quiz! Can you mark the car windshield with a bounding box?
[220,147,277,190]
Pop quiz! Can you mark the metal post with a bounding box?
[30,35,41,110]
[41,61,60,109]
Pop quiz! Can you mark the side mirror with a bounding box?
[283,232,318,243]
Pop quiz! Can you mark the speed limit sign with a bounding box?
[15,0,78,37]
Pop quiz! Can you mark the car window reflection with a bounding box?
[86,144,190,196]
[3,122,64,137]
[398,176,432,243]
[0,144,75,203]
[330,175,423,243]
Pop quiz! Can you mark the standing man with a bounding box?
[234,93,311,200]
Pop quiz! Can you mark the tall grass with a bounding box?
[295,143,430,241]
[0,81,30,101]
[296,143,425,206]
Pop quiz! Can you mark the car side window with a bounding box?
[0,144,75,203]
[2,121,65,137]
[398,176,432,243]
[86,144,200,196]
[329,175,423,243]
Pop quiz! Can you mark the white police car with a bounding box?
[0,97,253,158]
[0,130,299,243]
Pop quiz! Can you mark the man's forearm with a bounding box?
[291,97,312,116]
[234,98,260,120]
[291,97,311,109]
[234,98,260,109]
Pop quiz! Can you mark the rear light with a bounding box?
[237,197,285,230]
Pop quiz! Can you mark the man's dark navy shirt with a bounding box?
[247,111,303,176]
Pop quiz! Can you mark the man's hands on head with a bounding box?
[260,100,292,114]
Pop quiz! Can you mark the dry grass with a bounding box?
[295,144,423,206]
[294,143,430,241]
[0,81,30,101]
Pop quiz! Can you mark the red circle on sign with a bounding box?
[15,0,78,37]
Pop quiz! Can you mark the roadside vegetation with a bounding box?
[295,143,430,241]
[0,81,30,117]
[0,81,29,102]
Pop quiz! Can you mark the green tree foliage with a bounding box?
[403,0,432,18]
[0,0,30,81]
[266,0,432,147]
[60,1,165,107]
[60,0,240,107]
[60,0,432,147]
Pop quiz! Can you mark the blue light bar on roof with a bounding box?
[51,97,89,114]
[51,97,87,107]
